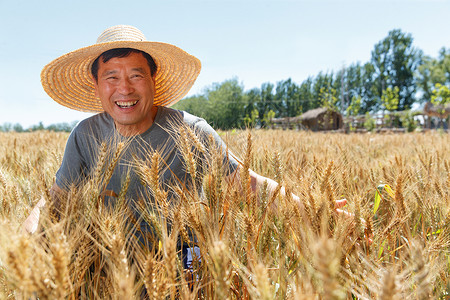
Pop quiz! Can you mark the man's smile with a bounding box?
[115,100,138,108]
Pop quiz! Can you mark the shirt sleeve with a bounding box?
[192,118,240,176]
[55,126,88,190]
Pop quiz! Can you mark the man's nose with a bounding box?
[117,78,134,94]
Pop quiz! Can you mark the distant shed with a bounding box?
[272,107,343,131]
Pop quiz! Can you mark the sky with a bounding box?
[1,0,449,128]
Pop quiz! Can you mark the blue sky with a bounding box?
[1,0,449,127]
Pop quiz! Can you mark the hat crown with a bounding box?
[96,25,147,43]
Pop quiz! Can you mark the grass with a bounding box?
[0,129,449,299]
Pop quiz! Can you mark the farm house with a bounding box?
[272,107,343,131]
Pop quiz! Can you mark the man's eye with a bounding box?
[107,76,118,80]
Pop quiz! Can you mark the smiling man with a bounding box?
[24,25,349,255]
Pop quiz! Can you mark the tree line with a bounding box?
[0,121,78,133]
[2,29,449,132]
[173,29,450,129]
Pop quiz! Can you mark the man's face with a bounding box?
[93,52,157,135]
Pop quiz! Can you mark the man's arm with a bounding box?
[248,168,300,203]
[22,183,64,234]
[230,166,348,212]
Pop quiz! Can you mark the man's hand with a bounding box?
[21,183,63,234]
[22,197,46,234]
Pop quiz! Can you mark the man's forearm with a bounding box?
[22,197,46,234]
[22,183,63,234]
[248,169,303,210]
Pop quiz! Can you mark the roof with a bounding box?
[300,107,331,120]
[271,107,341,124]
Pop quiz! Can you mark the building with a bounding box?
[272,107,343,131]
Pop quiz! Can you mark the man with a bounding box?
[24,25,348,241]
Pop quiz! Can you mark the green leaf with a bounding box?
[374,189,382,214]
[384,185,395,198]
[378,240,386,259]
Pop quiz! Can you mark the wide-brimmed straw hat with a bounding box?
[41,25,201,112]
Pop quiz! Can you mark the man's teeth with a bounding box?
[116,100,138,108]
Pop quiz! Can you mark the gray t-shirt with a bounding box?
[56,106,238,245]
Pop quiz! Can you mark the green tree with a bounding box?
[416,48,450,102]
[205,78,246,129]
[431,83,450,127]
[364,112,376,131]
[381,86,400,127]
[297,77,315,112]
[346,95,362,116]
[342,62,378,113]
[275,78,301,117]
[381,86,400,112]
[1,123,13,132]
[244,88,260,121]
[313,72,334,105]
[257,82,276,120]
[173,95,209,119]
[13,123,24,132]
[31,122,45,131]
[400,110,418,132]
[431,83,450,107]
[371,29,422,110]
[262,109,276,128]
[318,86,338,110]
[243,108,259,128]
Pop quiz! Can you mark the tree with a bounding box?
[244,88,260,118]
[416,48,450,102]
[381,86,400,112]
[13,123,24,132]
[274,78,301,118]
[341,62,377,113]
[381,86,400,127]
[262,109,276,128]
[31,122,45,131]
[243,108,259,128]
[205,78,246,129]
[318,86,338,111]
[257,82,275,120]
[313,72,334,106]
[431,83,450,127]
[173,95,209,119]
[346,95,362,116]
[0,123,12,132]
[371,29,422,110]
[297,77,315,112]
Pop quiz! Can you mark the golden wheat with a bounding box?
[0,129,448,299]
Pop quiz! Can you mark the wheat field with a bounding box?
[0,129,449,299]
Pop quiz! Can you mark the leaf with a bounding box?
[374,189,382,214]
[378,240,386,259]
[377,184,395,198]
[384,184,395,198]
[374,184,395,214]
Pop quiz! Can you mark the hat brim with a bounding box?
[41,41,201,113]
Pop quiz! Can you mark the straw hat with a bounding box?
[41,25,201,112]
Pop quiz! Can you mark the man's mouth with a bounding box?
[115,100,138,108]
